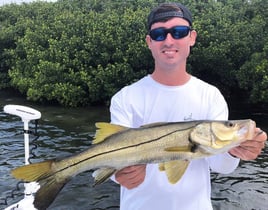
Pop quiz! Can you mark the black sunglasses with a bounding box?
[149,26,192,41]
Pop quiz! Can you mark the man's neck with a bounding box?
[151,67,191,86]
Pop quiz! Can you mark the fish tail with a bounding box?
[11,160,54,182]
[12,160,70,210]
[34,175,70,210]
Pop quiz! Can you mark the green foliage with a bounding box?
[187,0,268,101]
[0,0,267,106]
[237,42,268,102]
[2,0,150,106]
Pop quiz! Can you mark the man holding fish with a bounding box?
[110,2,267,210]
[11,2,267,210]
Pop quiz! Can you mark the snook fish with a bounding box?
[11,120,256,210]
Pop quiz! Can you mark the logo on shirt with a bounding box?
[184,113,193,121]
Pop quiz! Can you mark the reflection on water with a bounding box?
[0,91,267,210]
[211,150,268,209]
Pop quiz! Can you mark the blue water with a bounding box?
[0,92,267,210]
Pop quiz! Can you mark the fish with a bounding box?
[11,119,256,210]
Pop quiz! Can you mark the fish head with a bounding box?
[190,119,256,154]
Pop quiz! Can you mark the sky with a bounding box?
[0,0,57,6]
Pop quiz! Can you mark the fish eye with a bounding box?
[225,121,234,127]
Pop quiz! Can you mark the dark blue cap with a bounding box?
[147,3,193,30]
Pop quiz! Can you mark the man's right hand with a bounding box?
[115,165,146,189]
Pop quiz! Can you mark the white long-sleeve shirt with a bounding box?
[110,75,240,210]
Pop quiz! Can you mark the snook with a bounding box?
[11,119,256,210]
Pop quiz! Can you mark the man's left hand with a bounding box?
[229,128,267,160]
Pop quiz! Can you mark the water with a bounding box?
[0,91,267,210]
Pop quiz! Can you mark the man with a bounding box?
[110,2,267,210]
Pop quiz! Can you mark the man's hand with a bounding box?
[229,128,267,160]
[115,165,146,189]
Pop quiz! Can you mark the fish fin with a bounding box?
[140,122,166,128]
[93,123,127,144]
[11,160,54,182]
[164,146,191,152]
[92,168,116,186]
[12,160,71,210]
[158,163,165,171]
[34,175,70,210]
[159,160,189,184]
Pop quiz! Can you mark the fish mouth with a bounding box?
[217,119,256,147]
[242,119,256,140]
[223,120,255,140]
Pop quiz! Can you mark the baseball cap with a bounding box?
[147,2,193,31]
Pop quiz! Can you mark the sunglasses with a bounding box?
[149,26,192,41]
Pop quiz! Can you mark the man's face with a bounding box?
[146,17,197,69]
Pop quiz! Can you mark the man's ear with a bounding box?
[146,34,152,49]
[189,30,197,47]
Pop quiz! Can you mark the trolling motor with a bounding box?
[3,105,41,210]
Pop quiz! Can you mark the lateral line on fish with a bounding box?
[37,126,196,182]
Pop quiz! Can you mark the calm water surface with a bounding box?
[0,91,267,210]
